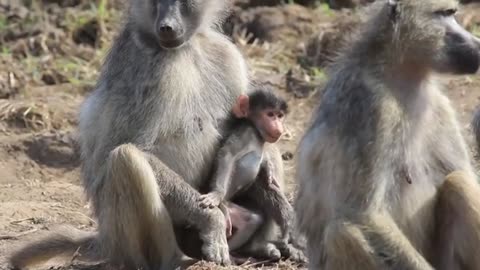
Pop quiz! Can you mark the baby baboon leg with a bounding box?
[435,171,480,269]
[228,203,263,251]
[145,152,230,265]
[105,144,189,269]
[323,221,378,270]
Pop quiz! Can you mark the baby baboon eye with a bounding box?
[267,112,275,117]
[435,8,457,17]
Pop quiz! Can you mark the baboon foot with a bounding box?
[201,238,230,266]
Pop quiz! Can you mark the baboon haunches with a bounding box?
[9,0,297,269]
[296,0,480,269]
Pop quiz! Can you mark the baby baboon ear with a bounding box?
[232,94,250,118]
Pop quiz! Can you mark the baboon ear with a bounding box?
[232,94,250,118]
[388,0,399,21]
[387,0,398,6]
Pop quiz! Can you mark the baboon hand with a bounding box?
[200,210,231,266]
[199,192,222,208]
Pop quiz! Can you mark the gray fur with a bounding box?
[9,0,254,269]
[296,0,480,269]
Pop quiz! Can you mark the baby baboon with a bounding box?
[8,0,291,269]
[198,88,295,253]
[296,0,480,269]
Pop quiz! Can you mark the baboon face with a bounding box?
[400,0,480,74]
[151,0,206,49]
[432,8,480,74]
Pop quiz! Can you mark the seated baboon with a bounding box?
[8,0,302,269]
[296,0,480,269]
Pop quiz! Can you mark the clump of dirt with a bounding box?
[24,131,80,169]
[302,10,360,68]
[230,4,330,44]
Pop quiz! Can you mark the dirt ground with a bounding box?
[0,1,480,270]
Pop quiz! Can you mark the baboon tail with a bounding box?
[104,144,193,269]
[9,228,98,269]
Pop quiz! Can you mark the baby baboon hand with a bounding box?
[277,241,308,264]
[199,192,222,208]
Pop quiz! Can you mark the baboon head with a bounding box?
[386,0,480,74]
[130,0,227,49]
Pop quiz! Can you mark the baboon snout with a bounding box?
[157,22,184,40]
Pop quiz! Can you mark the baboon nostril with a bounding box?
[159,25,173,33]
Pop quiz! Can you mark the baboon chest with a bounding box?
[386,147,443,252]
[151,52,242,186]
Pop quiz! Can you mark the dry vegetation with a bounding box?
[0,0,480,269]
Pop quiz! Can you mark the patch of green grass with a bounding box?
[0,15,7,31]
[1,46,11,56]
[309,67,327,82]
[472,25,480,38]
[319,3,334,16]
[21,55,42,82]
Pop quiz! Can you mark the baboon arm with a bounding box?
[362,213,434,270]
[144,152,231,265]
[434,170,480,269]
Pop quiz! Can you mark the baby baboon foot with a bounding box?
[198,192,222,209]
[259,243,282,261]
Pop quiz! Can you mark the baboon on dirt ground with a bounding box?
[8,0,303,269]
[296,0,480,269]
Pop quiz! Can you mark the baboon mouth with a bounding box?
[159,38,185,49]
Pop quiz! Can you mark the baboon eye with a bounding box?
[267,112,275,117]
[435,8,457,17]
[278,113,284,119]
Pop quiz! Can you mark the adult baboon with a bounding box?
[9,0,297,269]
[296,0,480,269]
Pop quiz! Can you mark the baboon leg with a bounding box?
[321,221,378,270]
[145,152,230,265]
[103,144,194,270]
[434,171,480,270]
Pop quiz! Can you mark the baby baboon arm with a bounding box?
[199,191,224,209]
[259,158,280,189]
[199,150,237,209]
